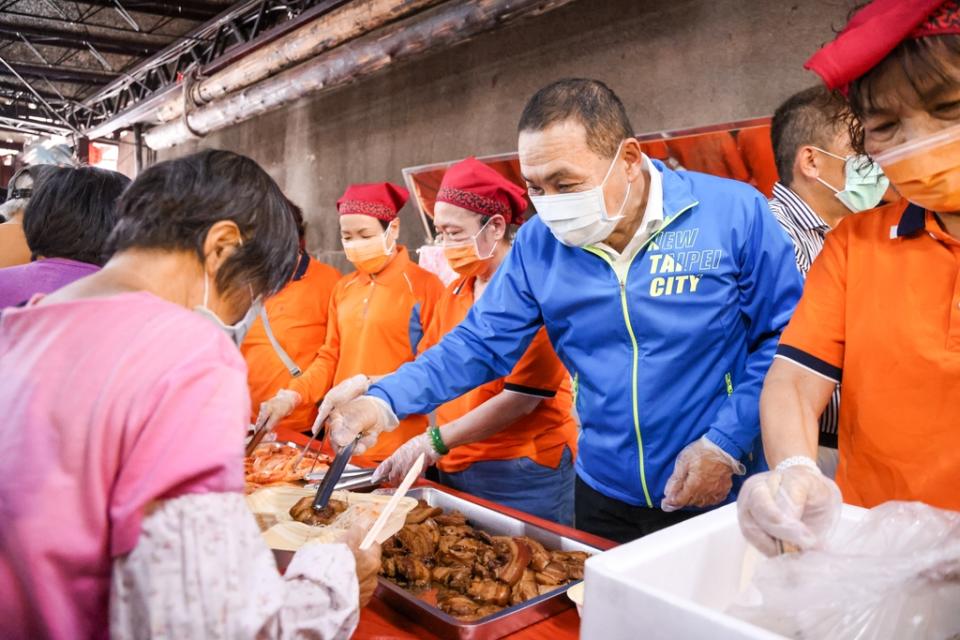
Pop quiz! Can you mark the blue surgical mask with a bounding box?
[194,271,261,347]
[813,148,890,213]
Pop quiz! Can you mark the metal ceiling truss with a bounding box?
[66,0,342,135]
[0,21,164,57]
[74,1,229,22]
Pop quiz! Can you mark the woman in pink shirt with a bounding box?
[0,149,380,639]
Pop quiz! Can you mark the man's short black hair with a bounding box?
[22,165,130,266]
[770,86,849,187]
[518,78,634,158]
[109,149,299,300]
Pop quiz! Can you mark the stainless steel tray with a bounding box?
[374,486,599,640]
[304,467,379,493]
[250,441,378,492]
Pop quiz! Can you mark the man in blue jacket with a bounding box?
[322,79,803,542]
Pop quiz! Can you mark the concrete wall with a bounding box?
[156,0,859,270]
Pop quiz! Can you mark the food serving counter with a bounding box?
[275,430,615,639]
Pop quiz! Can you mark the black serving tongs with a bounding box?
[311,434,361,511]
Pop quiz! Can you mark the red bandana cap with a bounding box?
[337,182,409,221]
[435,157,529,226]
[805,0,960,92]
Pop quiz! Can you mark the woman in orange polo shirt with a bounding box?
[738,0,960,556]
[240,204,341,438]
[256,182,443,462]
[372,158,578,525]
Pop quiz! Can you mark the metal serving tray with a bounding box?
[251,441,379,492]
[304,467,379,494]
[374,486,600,640]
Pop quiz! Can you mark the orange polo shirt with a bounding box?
[241,252,340,436]
[0,222,30,268]
[777,202,960,511]
[288,245,443,462]
[421,275,578,473]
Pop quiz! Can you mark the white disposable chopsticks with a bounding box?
[359,453,425,550]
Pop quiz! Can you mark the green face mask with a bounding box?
[814,148,890,213]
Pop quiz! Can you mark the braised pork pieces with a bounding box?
[380,500,589,620]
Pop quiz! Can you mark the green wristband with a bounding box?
[427,426,449,455]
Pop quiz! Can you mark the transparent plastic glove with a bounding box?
[662,436,745,512]
[371,433,441,485]
[729,501,960,640]
[311,374,371,436]
[327,395,399,455]
[737,463,843,556]
[254,388,301,433]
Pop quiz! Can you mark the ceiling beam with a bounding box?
[0,21,164,56]
[0,62,117,85]
[72,1,226,21]
[0,79,66,101]
[0,115,70,135]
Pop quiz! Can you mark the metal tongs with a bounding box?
[291,405,332,474]
[311,434,361,511]
[245,422,270,457]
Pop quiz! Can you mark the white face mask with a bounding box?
[194,271,261,347]
[529,142,631,247]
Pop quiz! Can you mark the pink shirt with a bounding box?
[0,292,249,640]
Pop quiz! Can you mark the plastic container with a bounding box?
[580,503,867,640]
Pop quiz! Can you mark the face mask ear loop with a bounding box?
[382,221,397,255]
[601,141,631,222]
[202,270,211,310]
[610,181,632,220]
[816,176,842,196]
[600,140,627,189]
[474,217,500,260]
[811,146,847,163]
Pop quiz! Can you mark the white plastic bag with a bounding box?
[729,501,960,640]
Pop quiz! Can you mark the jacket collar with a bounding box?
[895,204,928,239]
[651,159,700,221]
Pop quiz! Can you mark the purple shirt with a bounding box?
[0,257,99,308]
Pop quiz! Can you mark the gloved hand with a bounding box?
[371,433,442,485]
[662,436,746,512]
[327,395,399,455]
[311,374,371,436]
[254,389,301,433]
[737,460,843,557]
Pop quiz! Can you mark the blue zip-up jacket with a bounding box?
[370,162,803,508]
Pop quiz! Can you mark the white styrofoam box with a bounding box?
[580,503,867,640]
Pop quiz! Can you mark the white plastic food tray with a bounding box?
[580,503,867,639]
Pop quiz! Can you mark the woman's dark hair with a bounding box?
[846,34,960,153]
[109,149,298,300]
[22,165,130,266]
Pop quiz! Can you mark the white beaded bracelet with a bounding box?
[775,456,820,473]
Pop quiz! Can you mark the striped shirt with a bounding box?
[768,182,840,448]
